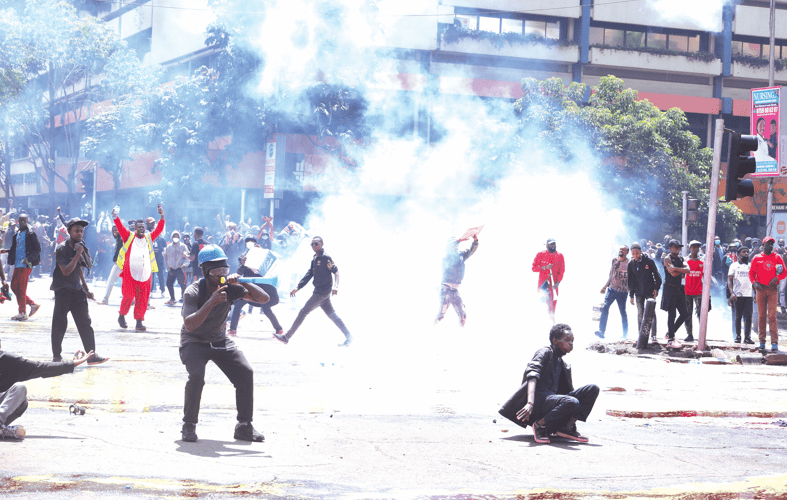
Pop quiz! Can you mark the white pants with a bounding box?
[103,264,122,302]
[0,383,27,425]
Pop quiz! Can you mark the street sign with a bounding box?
[751,86,780,177]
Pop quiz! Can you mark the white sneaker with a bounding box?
[11,313,28,321]
[0,424,26,439]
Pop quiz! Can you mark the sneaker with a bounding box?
[555,423,589,443]
[532,421,550,444]
[338,335,353,347]
[135,320,146,332]
[227,330,237,337]
[760,343,766,350]
[734,337,742,343]
[594,331,605,339]
[744,337,755,345]
[182,423,198,442]
[164,299,176,306]
[29,303,40,317]
[178,298,183,303]
[87,354,109,366]
[118,315,127,329]
[234,422,264,442]
[273,332,289,344]
[147,304,155,310]
[52,355,62,362]
[772,343,779,352]
[0,424,26,439]
[684,335,695,342]
[11,313,27,321]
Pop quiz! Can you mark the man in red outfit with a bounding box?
[749,236,787,351]
[111,205,165,331]
[532,238,565,323]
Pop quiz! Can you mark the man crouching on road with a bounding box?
[0,339,92,439]
[498,324,599,444]
[179,244,269,443]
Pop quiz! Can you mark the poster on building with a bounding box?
[264,140,276,199]
[750,86,780,177]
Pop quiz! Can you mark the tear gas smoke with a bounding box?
[646,0,726,32]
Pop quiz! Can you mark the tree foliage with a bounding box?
[514,75,743,241]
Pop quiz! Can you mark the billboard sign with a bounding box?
[751,86,780,177]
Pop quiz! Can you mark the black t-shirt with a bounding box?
[189,238,206,273]
[51,241,88,291]
[180,280,245,346]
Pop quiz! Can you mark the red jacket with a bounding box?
[532,250,565,290]
[749,251,787,286]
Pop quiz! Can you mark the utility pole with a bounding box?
[766,0,776,237]
[682,191,689,256]
[699,119,725,352]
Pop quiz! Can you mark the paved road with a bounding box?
[2,278,787,498]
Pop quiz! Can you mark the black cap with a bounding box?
[66,218,89,231]
[668,239,683,248]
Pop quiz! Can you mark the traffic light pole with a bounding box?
[681,190,689,257]
[699,119,725,352]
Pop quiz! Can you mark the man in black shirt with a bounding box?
[628,243,662,341]
[186,227,206,283]
[51,218,108,365]
[661,239,690,342]
[147,217,167,298]
[273,236,353,347]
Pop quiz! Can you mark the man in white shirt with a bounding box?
[111,205,165,331]
[728,246,754,344]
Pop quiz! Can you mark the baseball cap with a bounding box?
[763,236,776,244]
[688,240,701,247]
[66,218,89,231]
[668,239,683,248]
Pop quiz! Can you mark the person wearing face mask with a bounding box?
[728,246,754,344]
[163,231,190,305]
[532,238,565,323]
[749,236,787,351]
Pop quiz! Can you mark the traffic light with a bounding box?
[724,131,758,202]
[686,198,700,222]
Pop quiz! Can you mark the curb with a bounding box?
[607,409,787,418]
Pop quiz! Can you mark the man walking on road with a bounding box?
[661,240,690,342]
[273,236,353,347]
[3,214,41,321]
[112,206,165,331]
[50,218,108,365]
[627,243,662,341]
[595,245,629,339]
[0,340,93,440]
[728,246,754,344]
[163,231,189,305]
[532,238,565,323]
[434,234,479,327]
[749,236,787,351]
[179,245,269,443]
[498,323,599,444]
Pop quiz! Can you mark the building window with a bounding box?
[733,39,787,59]
[453,11,562,41]
[501,18,522,34]
[479,16,500,33]
[455,15,477,31]
[591,26,703,54]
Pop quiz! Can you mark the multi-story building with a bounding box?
[4,0,785,228]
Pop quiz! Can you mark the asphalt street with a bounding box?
[2,277,787,499]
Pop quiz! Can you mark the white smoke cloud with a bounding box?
[647,0,726,32]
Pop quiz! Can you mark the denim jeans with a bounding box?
[598,289,628,336]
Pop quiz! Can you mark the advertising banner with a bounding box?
[264,140,276,199]
[750,86,780,178]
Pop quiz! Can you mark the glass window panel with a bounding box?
[455,15,477,30]
[479,16,500,33]
[525,20,546,38]
[501,18,523,34]
[668,35,687,52]
[731,40,743,56]
[743,42,761,57]
[589,26,604,45]
[546,21,560,40]
[648,32,667,49]
[687,35,700,53]
[763,42,772,59]
[625,31,645,48]
[604,28,624,47]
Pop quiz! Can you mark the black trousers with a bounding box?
[734,296,753,339]
[166,268,186,301]
[684,294,711,337]
[51,288,96,358]
[532,384,599,433]
[286,290,350,340]
[179,342,254,424]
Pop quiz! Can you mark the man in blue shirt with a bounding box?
[2,214,41,321]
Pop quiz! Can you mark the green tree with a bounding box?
[514,75,743,240]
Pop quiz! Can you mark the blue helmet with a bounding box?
[198,244,227,267]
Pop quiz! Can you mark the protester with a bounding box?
[749,236,787,351]
[532,238,565,323]
[434,234,479,327]
[186,227,206,283]
[498,323,599,444]
[273,236,353,347]
[112,205,165,331]
[228,246,282,336]
[683,241,710,343]
[163,230,190,305]
[0,340,93,440]
[179,245,268,443]
[627,243,661,341]
[3,213,41,321]
[100,224,124,305]
[50,218,108,365]
[661,240,690,342]
[595,245,629,339]
[728,246,754,344]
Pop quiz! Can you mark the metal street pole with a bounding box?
[682,190,689,256]
[766,0,776,237]
[699,119,725,352]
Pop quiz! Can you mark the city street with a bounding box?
[2,278,787,499]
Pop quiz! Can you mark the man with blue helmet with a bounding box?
[179,244,269,443]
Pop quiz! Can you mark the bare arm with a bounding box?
[79,267,94,300]
[515,378,538,421]
[332,270,340,295]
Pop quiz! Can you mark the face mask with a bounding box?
[173,237,179,244]
[246,241,254,250]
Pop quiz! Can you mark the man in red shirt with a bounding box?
[532,238,565,323]
[683,240,710,343]
[749,236,787,351]
[111,205,165,331]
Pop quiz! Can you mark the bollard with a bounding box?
[737,354,765,365]
[637,298,656,349]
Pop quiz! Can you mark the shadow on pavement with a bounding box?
[174,439,271,458]
[500,434,602,448]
